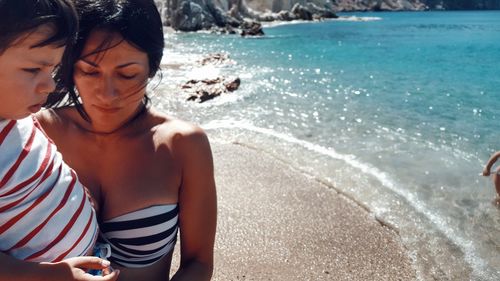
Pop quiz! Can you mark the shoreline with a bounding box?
[170,140,416,280]
[159,14,498,278]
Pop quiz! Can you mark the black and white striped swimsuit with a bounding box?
[99,204,179,268]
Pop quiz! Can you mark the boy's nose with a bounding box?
[37,73,56,95]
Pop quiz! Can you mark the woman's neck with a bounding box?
[80,102,147,136]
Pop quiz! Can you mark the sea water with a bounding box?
[152,11,500,280]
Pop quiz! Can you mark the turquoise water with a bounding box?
[154,11,500,280]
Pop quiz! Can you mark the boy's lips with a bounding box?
[28,103,43,113]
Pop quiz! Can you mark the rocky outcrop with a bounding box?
[199,53,235,65]
[159,0,500,33]
[179,53,241,103]
[183,77,241,102]
[169,0,228,31]
[328,0,427,11]
[243,0,427,12]
[159,0,341,32]
[240,20,264,36]
[422,0,500,10]
[156,0,500,31]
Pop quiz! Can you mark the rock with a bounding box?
[205,0,227,26]
[320,10,338,19]
[171,1,205,31]
[171,0,228,31]
[291,3,313,21]
[331,0,427,11]
[194,88,224,102]
[210,26,237,34]
[226,16,242,28]
[224,77,241,92]
[276,10,297,21]
[240,20,264,36]
[199,53,234,65]
[305,3,338,19]
[182,76,241,103]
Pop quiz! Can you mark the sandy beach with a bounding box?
[160,9,500,279]
[170,139,416,280]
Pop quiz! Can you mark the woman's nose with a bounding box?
[96,76,119,102]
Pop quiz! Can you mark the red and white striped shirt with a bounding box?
[0,116,98,262]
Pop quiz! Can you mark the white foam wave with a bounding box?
[335,16,383,22]
[262,16,382,29]
[202,119,492,280]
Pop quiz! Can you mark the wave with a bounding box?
[262,16,382,28]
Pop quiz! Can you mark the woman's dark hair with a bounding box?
[47,0,164,121]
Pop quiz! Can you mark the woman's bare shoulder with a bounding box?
[150,109,205,138]
[149,110,208,151]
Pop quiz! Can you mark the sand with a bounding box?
[171,140,416,280]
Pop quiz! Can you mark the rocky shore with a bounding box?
[155,0,340,34]
[155,0,500,33]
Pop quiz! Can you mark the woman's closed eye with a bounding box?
[119,73,138,79]
[78,68,99,76]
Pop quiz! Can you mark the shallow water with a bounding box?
[152,11,500,280]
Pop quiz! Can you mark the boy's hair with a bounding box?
[0,0,78,54]
[0,0,78,108]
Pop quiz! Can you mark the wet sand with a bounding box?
[171,140,416,280]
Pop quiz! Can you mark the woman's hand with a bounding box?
[40,256,120,281]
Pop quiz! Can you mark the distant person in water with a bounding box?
[482,151,500,205]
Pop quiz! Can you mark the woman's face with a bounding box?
[74,29,149,128]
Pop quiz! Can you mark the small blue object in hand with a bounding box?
[89,243,112,276]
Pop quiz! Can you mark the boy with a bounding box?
[0,0,117,280]
[483,151,500,205]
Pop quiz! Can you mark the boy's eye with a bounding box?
[23,68,41,74]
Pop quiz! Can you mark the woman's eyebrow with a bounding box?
[79,58,98,67]
[116,62,141,69]
[77,59,143,69]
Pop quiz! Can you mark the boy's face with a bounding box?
[0,25,65,120]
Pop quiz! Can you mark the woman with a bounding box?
[37,0,217,280]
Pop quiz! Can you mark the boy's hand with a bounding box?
[41,256,120,281]
[483,168,491,177]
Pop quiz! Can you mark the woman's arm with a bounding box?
[171,126,217,281]
[0,253,119,281]
[483,151,500,176]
